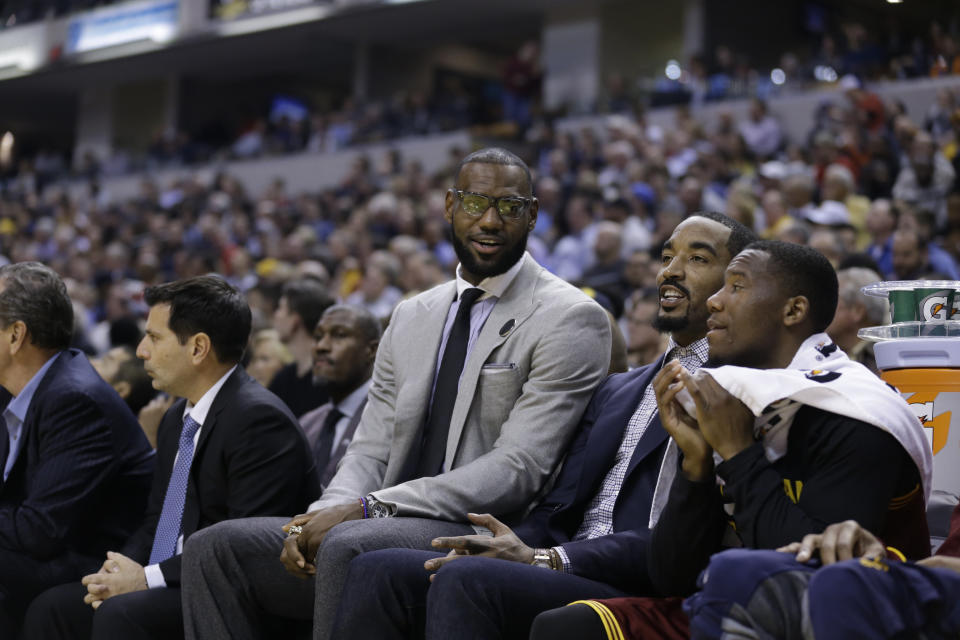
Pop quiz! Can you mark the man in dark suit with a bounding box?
[329,212,756,639]
[21,275,319,640]
[0,262,154,637]
[298,304,380,489]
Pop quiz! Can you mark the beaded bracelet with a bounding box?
[358,496,369,519]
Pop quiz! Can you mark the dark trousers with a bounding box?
[21,581,184,640]
[529,603,608,640]
[0,547,97,638]
[332,549,632,640]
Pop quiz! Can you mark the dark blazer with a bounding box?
[513,355,668,592]
[121,366,319,587]
[0,349,155,564]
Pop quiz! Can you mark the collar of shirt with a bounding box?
[665,336,709,368]
[3,352,61,426]
[182,365,238,426]
[333,378,371,419]
[454,251,528,301]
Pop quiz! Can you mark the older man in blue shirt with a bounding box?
[0,263,154,636]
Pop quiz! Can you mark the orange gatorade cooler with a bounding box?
[875,343,960,495]
[861,280,960,497]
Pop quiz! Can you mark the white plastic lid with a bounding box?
[859,321,960,341]
[861,280,960,298]
[875,339,960,370]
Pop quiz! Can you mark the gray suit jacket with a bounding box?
[310,253,612,522]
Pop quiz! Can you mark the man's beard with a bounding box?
[653,312,689,334]
[451,231,528,279]
[653,278,692,334]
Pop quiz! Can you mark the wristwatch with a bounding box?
[531,548,557,570]
[366,495,395,518]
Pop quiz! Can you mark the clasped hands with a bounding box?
[652,361,755,481]
[80,551,147,609]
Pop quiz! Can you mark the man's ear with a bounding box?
[782,295,810,328]
[444,189,456,225]
[526,197,539,232]
[851,302,867,324]
[190,333,213,365]
[113,380,131,399]
[8,320,28,355]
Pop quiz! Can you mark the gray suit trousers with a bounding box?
[181,516,473,640]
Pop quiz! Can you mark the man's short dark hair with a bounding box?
[282,279,334,335]
[455,147,533,195]
[746,240,839,333]
[322,304,382,343]
[689,211,757,257]
[0,262,73,350]
[114,349,157,414]
[144,275,252,364]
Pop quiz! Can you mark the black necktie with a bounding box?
[416,287,484,477]
[313,407,343,476]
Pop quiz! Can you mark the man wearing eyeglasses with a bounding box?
[181,147,612,640]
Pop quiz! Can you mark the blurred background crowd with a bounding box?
[0,0,956,391]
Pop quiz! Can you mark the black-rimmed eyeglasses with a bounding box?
[453,189,531,220]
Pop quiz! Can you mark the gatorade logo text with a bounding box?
[919,293,955,321]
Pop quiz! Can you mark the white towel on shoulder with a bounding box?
[648,333,932,529]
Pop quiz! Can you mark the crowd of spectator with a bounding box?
[8,19,960,185]
[631,19,960,108]
[2,74,960,377]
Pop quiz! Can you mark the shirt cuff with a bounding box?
[553,545,572,573]
[144,563,166,589]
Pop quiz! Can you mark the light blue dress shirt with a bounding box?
[3,353,61,481]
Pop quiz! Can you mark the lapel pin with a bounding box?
[499,319,515,337]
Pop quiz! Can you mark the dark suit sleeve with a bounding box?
[646,465,727,596]
[559,529,655,592]
[0,391,120,559]
[157,401,313,586]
